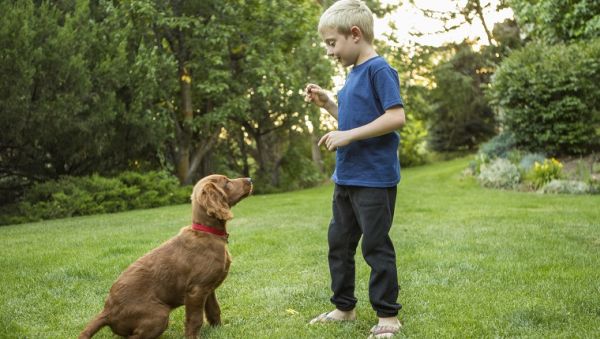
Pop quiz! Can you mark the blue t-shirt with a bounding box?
[333,56,404,187]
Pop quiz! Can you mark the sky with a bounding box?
[375,0,514,47]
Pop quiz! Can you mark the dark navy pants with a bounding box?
[327,184,401,317]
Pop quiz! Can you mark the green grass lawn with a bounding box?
[1,157,599,338]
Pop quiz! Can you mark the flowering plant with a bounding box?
[529,158,564,189]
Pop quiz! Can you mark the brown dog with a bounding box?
[79,175,252,339]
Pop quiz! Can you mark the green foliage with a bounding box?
[278,134,326,193]
[428,42,496,152]
[510,0,600,43]
[478,132,516,159]
[0,0,335,202]
[220,0,333,188]
[0,0,174,195]
[477,158,521,189]
[540,179,590,194]
[589,177,600,194]
[0,172,190,225]
[489,39,600,155]
[400,113,429,167]
[527,158,564,189]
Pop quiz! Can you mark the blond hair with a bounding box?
[318,0,374,44]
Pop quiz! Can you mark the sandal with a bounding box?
[367,324,402,338]
[309,311,355,324]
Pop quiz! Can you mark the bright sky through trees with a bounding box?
[375,0,514,46]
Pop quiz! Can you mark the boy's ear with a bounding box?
[350,26,362,41]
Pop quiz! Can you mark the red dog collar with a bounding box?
[192,223,229,239]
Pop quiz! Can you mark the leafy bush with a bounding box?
[527,158,564,189]
[117,171,188,208]
[489,39,600,155]
[588,178,600,194]
[540,180,590,194]
[0,171,190,226]
[400,115,429,167]
[477,158,521,189]
[468,152,491,176]
[469,133,518,176]
[478,132,516,159]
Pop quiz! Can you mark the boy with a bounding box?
[304,0,405,338]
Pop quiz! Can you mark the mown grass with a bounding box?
[1,157,599,338]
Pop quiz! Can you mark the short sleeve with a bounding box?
[372,66,403,111]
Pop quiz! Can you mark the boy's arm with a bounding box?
[318,106,405,151]
[322,100,339,120]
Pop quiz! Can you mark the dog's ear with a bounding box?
[195,182,233,220]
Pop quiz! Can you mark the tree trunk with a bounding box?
[184,130,220,185]
[253,131,286,188]
[310,130,324,173]
[238,128,250,177]
[176,66,193,184]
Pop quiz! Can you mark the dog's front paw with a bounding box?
[207,315,221,326]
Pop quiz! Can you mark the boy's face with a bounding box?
[320,27,359,67]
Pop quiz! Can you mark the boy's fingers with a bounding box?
[306,85,321,93]
[318,133,328,146]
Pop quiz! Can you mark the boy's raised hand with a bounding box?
[304,84,330,108]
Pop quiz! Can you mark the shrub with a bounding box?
[400,117,429,167]
[0,171,191,225]
[588,178,600,194]
[540,180,590,194]
[489,39,600,155]
[117,171,187,208]
[478,132,516,159]
[468,152,491,176]
[477,158,521,189]
[527,158,564,189]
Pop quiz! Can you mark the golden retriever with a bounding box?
[79,174,252,339]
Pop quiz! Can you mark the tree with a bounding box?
[222,0,333,190]
[0,0,171,202]
[116,0,245,184]
[427,41,496,152]
[510,0,600,43]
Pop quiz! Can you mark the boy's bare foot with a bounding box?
[309,308,356,324]
[367,317,401,338]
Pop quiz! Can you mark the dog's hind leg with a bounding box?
[78,309,109,339]
[128,307,169,339]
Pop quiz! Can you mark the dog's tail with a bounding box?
[78,309,109,339]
